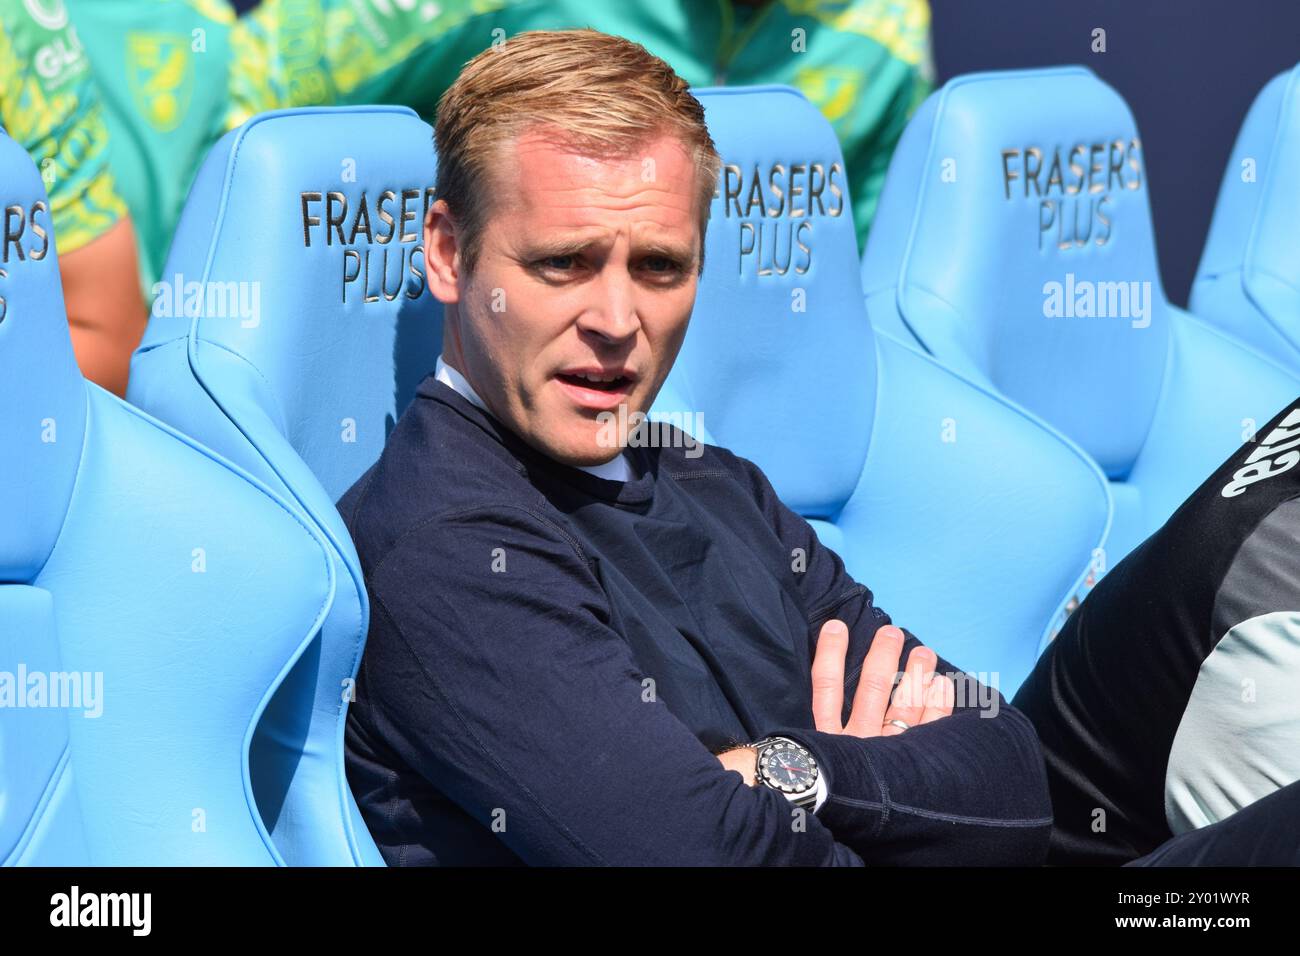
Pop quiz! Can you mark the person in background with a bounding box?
[0,0,145,396]
[28,1,926,387]
[66,0,237,295]
[227,0,932,254]
[59,0,928,315]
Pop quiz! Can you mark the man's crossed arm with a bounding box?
[358,497,1052,866]
[716,619,958,781]
[722,446,1053,864]
[721,617,1052,864]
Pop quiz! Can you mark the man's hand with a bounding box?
[812,620,954,737]
[715,619,956,782]
[716,746,758,786]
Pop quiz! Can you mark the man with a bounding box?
[1,0,145,395]
[340,28,1051,866]
[341,28,1300,866]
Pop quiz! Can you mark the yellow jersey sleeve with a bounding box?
[0,0,128,255]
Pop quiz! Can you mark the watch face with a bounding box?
[758,741,817,793]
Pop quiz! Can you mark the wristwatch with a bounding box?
[752,736,820,810]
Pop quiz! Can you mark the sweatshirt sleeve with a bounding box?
[360,503,867,866]
[727,451,1054,865]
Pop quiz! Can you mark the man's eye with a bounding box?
[641,256,683,275]
[529,255,584,282]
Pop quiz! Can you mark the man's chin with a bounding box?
[551,441,628,469]
[523,402,654,465]
[530,424,630,469]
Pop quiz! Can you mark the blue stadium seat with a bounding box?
[128,106,442,865]
[1,585,86,865]
[861,66,1300,563]
[1193,64,1300,371]
[1,127,336,865]
[652,87,1111,693]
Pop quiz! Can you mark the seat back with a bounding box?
[133,106,442,500]
[862,66,1171,478]
[1,126,90,866]
[655,88,1111,690]
[655,86,874,517]
[862,67,1300,561]
[2,128,335,865]
[1193,64,1300,368]
[129,106,442,864]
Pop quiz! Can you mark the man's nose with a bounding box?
[575,272,642,343]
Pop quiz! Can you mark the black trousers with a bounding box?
[1125,779,1300,866]
[1013,398,1300,866]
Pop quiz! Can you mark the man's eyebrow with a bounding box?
[636,239,698,265]
[520,235,698,265]
[519,235,598,260]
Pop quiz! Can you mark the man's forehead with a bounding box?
[494,125,699,213]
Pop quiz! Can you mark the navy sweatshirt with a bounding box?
[339,376,1053,866]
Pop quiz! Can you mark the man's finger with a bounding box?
[881,645,936,735]
[843,624,905,737]
[810,619,850,732]
[919,671,956,723]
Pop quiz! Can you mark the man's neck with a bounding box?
[434,355,633,482]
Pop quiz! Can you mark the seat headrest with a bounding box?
[139,106,442,500]
[862,66,1170,477]
[1195,64,1300,351]
[659,86,875,516]
[0,129,86,580]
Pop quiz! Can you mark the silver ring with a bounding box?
[886,718,912,732]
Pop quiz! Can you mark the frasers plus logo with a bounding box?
[1001,139,1142,251]
[1003,140,1153,327]
[717,161,846,278]
[0,199,52,324]
[301,187,435,304]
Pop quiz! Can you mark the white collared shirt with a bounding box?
[434,356,634,482]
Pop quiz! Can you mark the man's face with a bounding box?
[431,127,701,467]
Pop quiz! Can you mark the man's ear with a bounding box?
[423,198,461,304]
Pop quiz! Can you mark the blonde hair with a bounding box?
[434,29,722,275]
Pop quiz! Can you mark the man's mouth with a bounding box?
[554,367,639,409]
[556,370,634,391]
